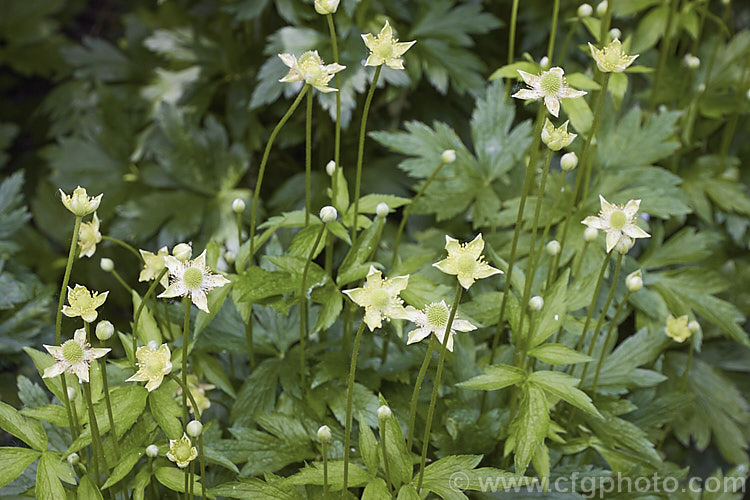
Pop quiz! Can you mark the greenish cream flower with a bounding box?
[126,343,172,392]
[343,266,409,331]
[404,301,476,352]
[582,195,650,254]
[541,119,577,151]
[77,213,102,258]
[61,284,109,323]
[513,67,586,118]
[361,20,416,70]
[158,250,230,313]
[139,246,170,288]
[665,314,691,343]
[42,328,109,383]
[433,234,502,289]
[167,433,198,468]
[60,186,102,217]
[588,39,638,73]
[278,51,345,93]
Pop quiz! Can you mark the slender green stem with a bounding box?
[56,215,81,441]
[521,310,538,369]
[505,0,520,97]
[379,419,393,497]
[185,469,189,500]
[341,320,367,497]
[407,336,436,453]
[556,19,580,66]
[547,0,561,61]
[598,0,614,44]
[249,85,309,260]
[305,89,313,226]
[649,0,680,110]
[97,337,119,459]
[351,66,382,244]
[133,267,169,365]
[573,252,611,356]
[591,290,630,396]
[245,316,255,370]
[326,13,341,193]
[578,72,611,205]
[487,106,547,367]
[236,212,243,249]
[198,434,207,500]
[110,269,132,294]
[84,381,109,480]
[167,373,204,500]
[417,283,463,492]
[322,441,329,499]
[181,296,191,427]
[680,338,695,392]
[300,224,327,392]
[391,159,447,269]
[101,235,143,262]
[572,241,590,280]
[189,461,195,500]
[579,252,622,382]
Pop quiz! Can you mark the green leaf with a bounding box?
[528,371,602,418]
[288,223,326,259]
[287,461,369,490]
[232,266,295,304]
[102,449,143,489]
[204,446,240,474]
[336,216,381,286]
[417,455,483,500]
[0,401,47,451]
[149,381,183,440]
[0,447,39,488]
[36,452,65,500]
[231,359,280,423]
[155,467,208,495]
[132,290,161,346]
[358,415,379,476]
[196,353,236,398]
[20,404,69,427]
[77,475,104,500]
[509,383,548,476]
[397,484,421,500]
[528,344,593,365]
[352,194,410,214]
[456,364,526,391]
[211,475,301,499]
[382,403,411,487]
[311,283,343,334]
[362,478,390,499]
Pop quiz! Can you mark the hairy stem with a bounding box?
[341,320,368,497]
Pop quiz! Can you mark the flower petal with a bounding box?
[159,282,188,299]
[516,70,539,87]
[623,223,650,239]
[582,216,605,230]
[43,362,67,379]
[364,309,383,331]
[512,89,542,101]
[191,289,209,313]
[86,348,110,360]
[544,95,560,117]
[605,231,620,253]
[407,327,432,345]
[452,319,477,332]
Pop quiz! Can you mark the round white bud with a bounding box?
[441,149,456,164]
[688,320,701,334]
[614,235,635,254]
[317,425,332,443]
[546,240,561,256]
[326,160,336,176]
[540,56,550,70]
[187,420,203,437]
[376,202,389,218]
[684,54,700,69]
[609,28,621,40]
[561,152,578,171]
[746,89,750,101]
[67,453,80,466]
[721,0,730,5]
[319,206,337,224]
[377,405,392,421]
[697,83,706,93]
[173,243,192,261]
[232,198,246,213]
[67,386,77,402]
[96,320,114,341]
[578,3,593,17]
[314,0,340,15]
[148,340,159,351]
[224,250,236,264]
[625,272,643,292]
[596,0,608,16]
[529,296,544,312]
[146,444,159,458]
[583,226,598,242]
[100,257,114,272]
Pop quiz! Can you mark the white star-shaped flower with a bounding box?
[512,67,587,118]
[77,213,102,258]
[343,266,409,331]
[433,234,502,289]
[404,301,476,352]
[361,20,416,70]
[42,328,110,383]
[582,195,650,253]
[589,39,639,73]
[278,50,345,93]
[158,250,230,313]
[126,343,172,392]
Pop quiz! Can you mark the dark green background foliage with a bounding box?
[1,0,750,498]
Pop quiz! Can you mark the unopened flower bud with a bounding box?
[746,89,750,100]
[441,149,456,164]
[561,152,578,171]
[596,1,608,16]
[614,235,635,254]
[540,56,550,70]
[326,160,336,176]
[232,198,246,213]
[173,243,192,261]
[148,340,159,351]
[609,28,621,40]
[67,386,77,402]
[583,226,598,242]
[546,240,561,256]
[100,258,114,272]
[684,54,700,69]
[625,270,643,292]
[529,296,544,312]
[688,320,701,334]
[187,420,203,437]
[376,202,389,218]
[578,3,593,17]
[146,444,159,458]
[377,405,392,421]
[721,0,730,5]
[320,206,337,223]
[317,425,332,443]
[67,453,79,466]
[314,0,340,15]
[697,83,706,93]
[96,320,114,341]
[224,250,236,264]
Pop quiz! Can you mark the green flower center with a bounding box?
[302,62,325,82]
[609,210,627,231]
[455,253,477,276]
[173,440,193,461]
[426,303,450,329]
[375,42,394,59]
[369,288,391,310]
[62,340,84,364]
[540,71,562,95]
[604,50,620,67]
[145,357,165,376]
[182,267,204,289]
[72,292,92,310]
